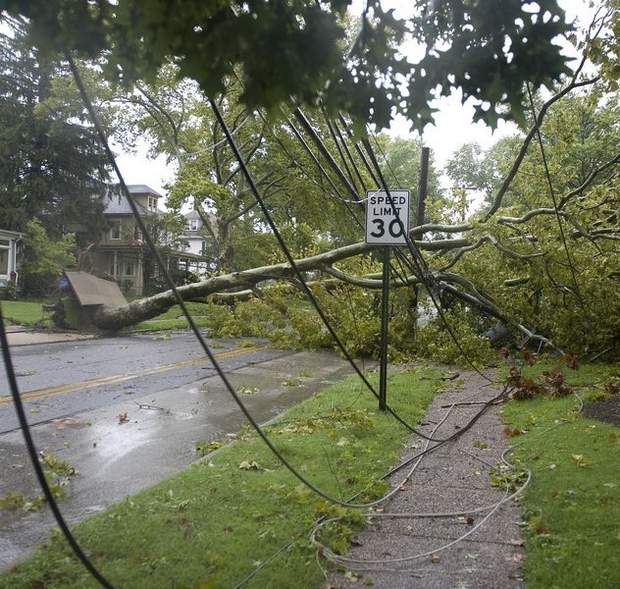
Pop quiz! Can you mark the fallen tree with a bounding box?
[90,84,620,339]
[74,9,619,359]
[91,228,461,330]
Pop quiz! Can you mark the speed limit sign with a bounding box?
[365,189,410,245]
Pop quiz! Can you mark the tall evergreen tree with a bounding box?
[0,16,109,239]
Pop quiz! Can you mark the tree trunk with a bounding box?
[85,218,527,330]
[87,227,494,331]
[92,239,374,330]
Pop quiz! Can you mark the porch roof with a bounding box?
[64,270,128,307]
[0,229,23,239]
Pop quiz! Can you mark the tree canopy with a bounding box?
[3,0,572,130]
[107,66,444,272]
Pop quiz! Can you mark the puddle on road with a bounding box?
[90,422,152,466]
[188,383,204,396]
[89,402,203,468]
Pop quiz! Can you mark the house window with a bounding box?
[124,261,135,276]
[109,220,122,240]
[148,196,158,211]
[108,255,118,276]
[187,219,198,232]
[0,247,8,275]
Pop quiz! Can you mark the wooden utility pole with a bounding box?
[413,147,430,338]
[417,147,430,226]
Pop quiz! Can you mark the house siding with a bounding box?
[88,186,210,295]
[89,185,161,296]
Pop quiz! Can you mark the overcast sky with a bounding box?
[115,0,599,197]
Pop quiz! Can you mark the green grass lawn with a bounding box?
[0,300,46,325]
[0,366,444,589]
[502,360,620,589]
[1,300,212,332]
[132,302,212,332]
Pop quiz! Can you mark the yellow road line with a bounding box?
[0,346,264,406]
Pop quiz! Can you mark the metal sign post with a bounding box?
[379,246,390,411]
[366,189,410,411]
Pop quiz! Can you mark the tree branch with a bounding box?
[91,228,479,330]
[483,75,599,220]
[558,151,620,208]
[438,234,545,271]
[321,265,420,289]
[497,208,563,225]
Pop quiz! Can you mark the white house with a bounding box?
[0,229,22,289]
[182,210,208,256]
[181,210,216,277]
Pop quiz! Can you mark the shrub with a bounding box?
[20,219,75,296]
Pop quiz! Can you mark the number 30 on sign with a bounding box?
[365,189,410,245]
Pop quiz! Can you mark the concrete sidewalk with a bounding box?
[330,371,524,589]
[4,326,93,347]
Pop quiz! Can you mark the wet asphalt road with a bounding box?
[0,331,356,570]
[0,332,287,434]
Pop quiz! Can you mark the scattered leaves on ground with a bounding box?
[238,385,259,395]
[239,460,262,471]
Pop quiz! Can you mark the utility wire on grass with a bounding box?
[234,382,518,586]
[4,56,513,588]
[313,395,532,574]
[69,55,510,532]
[314,385,586,574]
